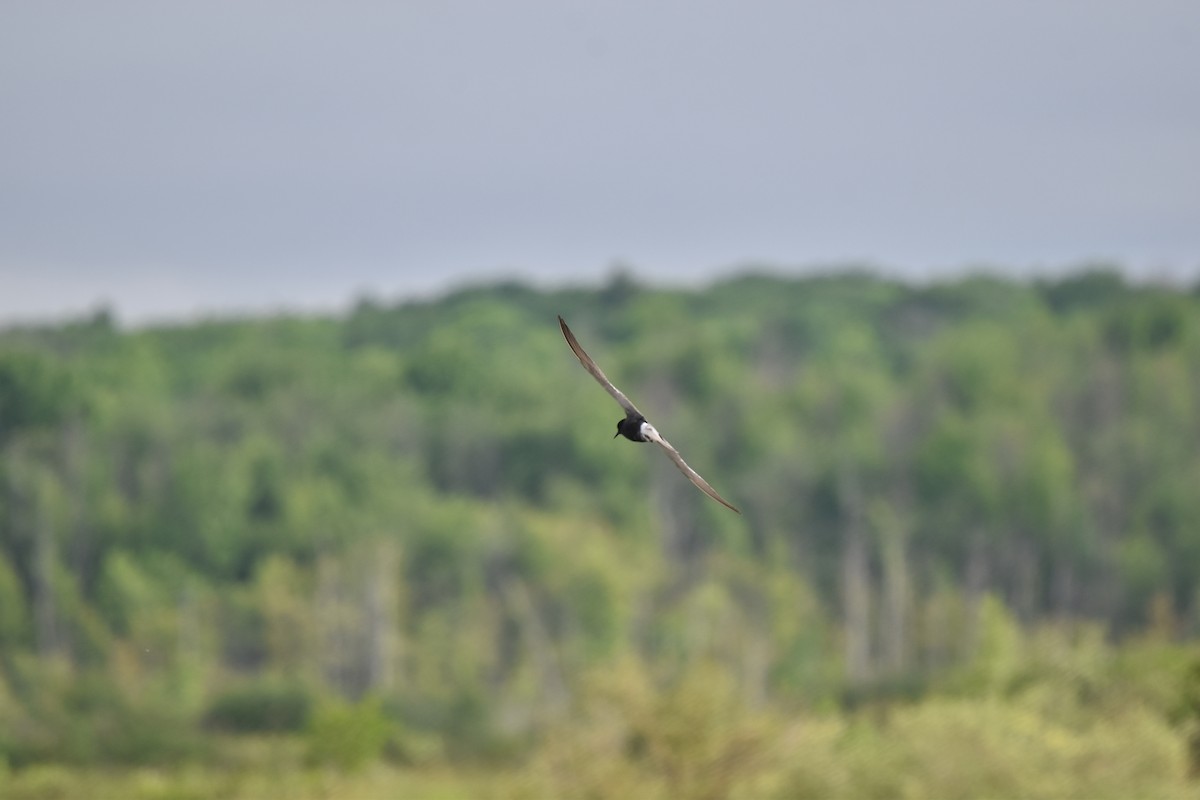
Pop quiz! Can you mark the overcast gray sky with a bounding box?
[3,2,1199,324]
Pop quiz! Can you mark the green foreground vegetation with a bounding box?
[3,268,1200,797]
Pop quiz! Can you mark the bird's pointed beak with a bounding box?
[613,431,620,439]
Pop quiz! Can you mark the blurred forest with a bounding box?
[3,268,1200,798]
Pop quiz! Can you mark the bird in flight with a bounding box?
[558,315,740,513]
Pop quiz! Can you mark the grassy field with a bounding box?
[0,736,487,800]
[4,691,1197,800]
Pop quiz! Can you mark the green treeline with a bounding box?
[2,269,1200,797]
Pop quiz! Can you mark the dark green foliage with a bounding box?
[204,680,313,733]
[1039,267,1127,313]
[0,350,84,444]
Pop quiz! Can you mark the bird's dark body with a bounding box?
[616,414,648,442]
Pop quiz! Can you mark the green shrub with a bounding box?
[776,699,1190,800]
[305,697,392,771]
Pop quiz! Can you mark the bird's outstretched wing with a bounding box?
[558,316,642,417]
[559,314,740,514]
[643,427,741,514]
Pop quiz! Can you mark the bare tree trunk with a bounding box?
[364,540,399,692]
[741,631,770,708]
[500,578,569,718]
[644,382,706,584]
[1088,355,1125,619]
[9,448,66,664]
[875,502,910,675]
[62,420,91,593]
[177,582,199,657]
[1013,536,1037,623]
[32,479,61,659]
[3,443,60,659]
[920,564,964,672]
[963,528,988,658]
[838,462,871,684]
[1053,558,1076,622]
[315,554,354,696]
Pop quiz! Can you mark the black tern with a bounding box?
[558,315,740,514]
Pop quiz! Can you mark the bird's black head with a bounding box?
[614,419,624,439]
